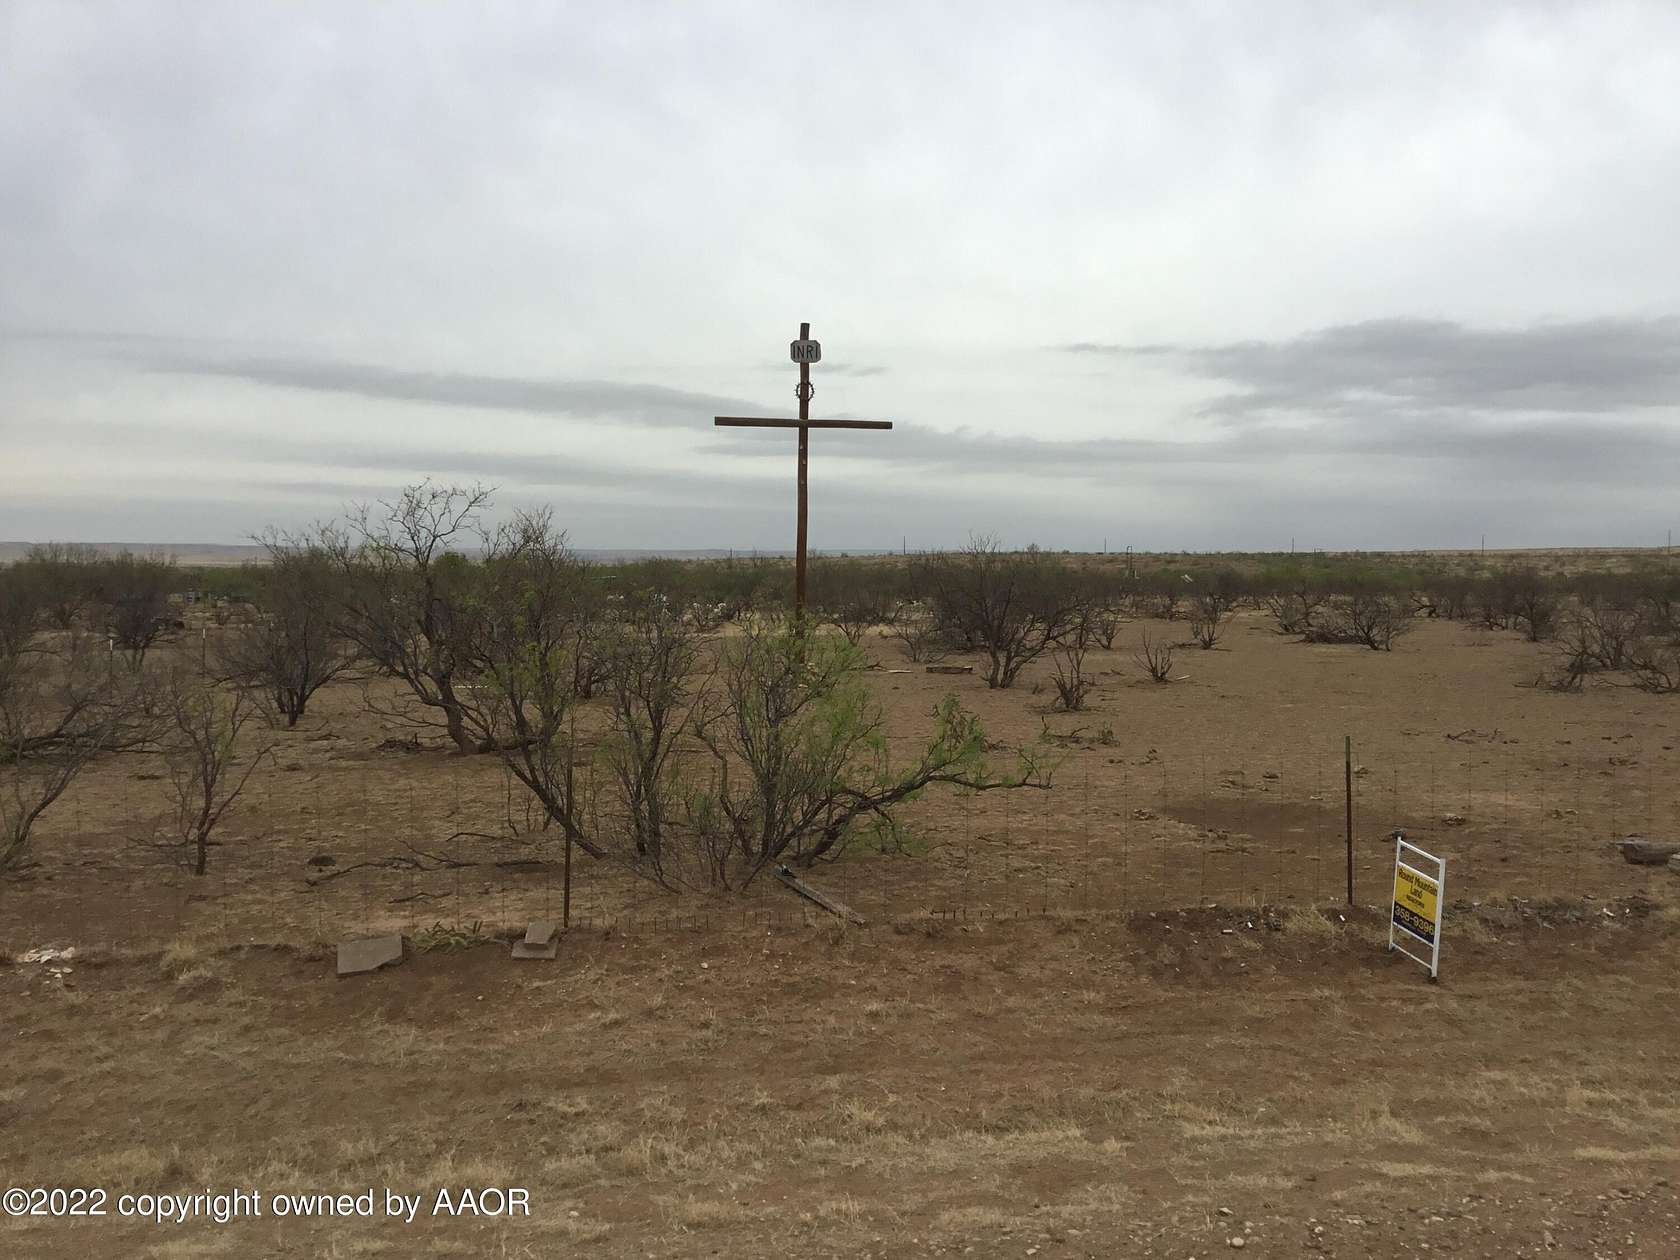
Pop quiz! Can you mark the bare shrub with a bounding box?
[925,536,1080,689]
[20,543,101,631]
[1,573,150,874]
[1578,603,1642,671]
[2,707,109,876]
[811,560,902,646]
[1627,638,1680,693]
[1501,568,1562,642]
[459,521,1046,896]
[699,557,779,622]
[1188,591,1235,650]
[884,607,949,664]
[1540,616,1597,691]
[1472,578,1512,631]
[1048,621,1096,711]
[321,481,495,753]
[597,595,710,885]
[96,551,179,667]
[566,591,614,702]
[1330,590,1414,651]
[1086,607,1124,650]
[1133,630,1175,683]
[1261,574,1330,636]
[148,671,273,875]
[1421,576,1474,621]
[1137,581,1182,621]
[0,564,42,677]
[1635,577,1680,641]
[468,510,603,855]
[218,533,356,727]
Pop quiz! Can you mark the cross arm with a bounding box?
[714,416,893,430]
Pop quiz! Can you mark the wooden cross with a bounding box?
[715,321,893,617]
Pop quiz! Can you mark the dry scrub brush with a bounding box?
[683,618,1055,888]
[923,536,1083,689]
[1262,582,1331,637]
[1188,592,1235,650]
[144,667,273,876]
[317,480,497,753]
[884,606,950,664]
[1133,630,1175,683]
[1,567,157,874]
[1331,590,1415,651]
[1048,615,1098,711]
[216,531,357,727]
[371,505,1061,893]
[810,559,906,647]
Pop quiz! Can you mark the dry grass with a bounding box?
[6,925,1677,1260]
[657,1195,768,1229]
[1281,905,1339,937]
[1371,1160,1455,1179]
[76,1145,193,1191]
[4,615,1677,1260]
[933,1204,1022,1233]
[1574,1144,1680,1163]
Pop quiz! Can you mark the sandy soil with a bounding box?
[4,904,1677,1258]
[8,611,1677,951]
[5,603,1679,1257]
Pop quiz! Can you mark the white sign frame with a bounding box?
[790,339,822,364]
[1387,834,1445,980]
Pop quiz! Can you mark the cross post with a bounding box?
[715,321,893,619]
[797,320,811,613]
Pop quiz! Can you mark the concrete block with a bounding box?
[336,935,404,978]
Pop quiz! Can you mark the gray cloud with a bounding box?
[753,360,887,377]
[147,353,768,429]
[5,5,1680,550]
[120,345,1680,496]
[130,348,1274,476]
[1065,317,1680,417]
[41,417,782,504]
[800,363,888,378]
[71,311,1680,516]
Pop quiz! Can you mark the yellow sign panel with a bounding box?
[1392,864,1439,946]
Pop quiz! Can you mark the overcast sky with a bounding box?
[3,2,1678,552]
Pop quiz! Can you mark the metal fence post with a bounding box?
[1345,735,1355,906]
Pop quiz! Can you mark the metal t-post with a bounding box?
[1345,735,1355,906]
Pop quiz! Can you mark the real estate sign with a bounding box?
[1388,836,1445,979]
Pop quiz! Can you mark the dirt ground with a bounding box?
[7,610,1678,950]
[4,904,1678,1258]
[5,599,1680,1256]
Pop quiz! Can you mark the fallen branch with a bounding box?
[304,832,549,886]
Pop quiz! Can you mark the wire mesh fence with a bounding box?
[7,733,1672,958]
